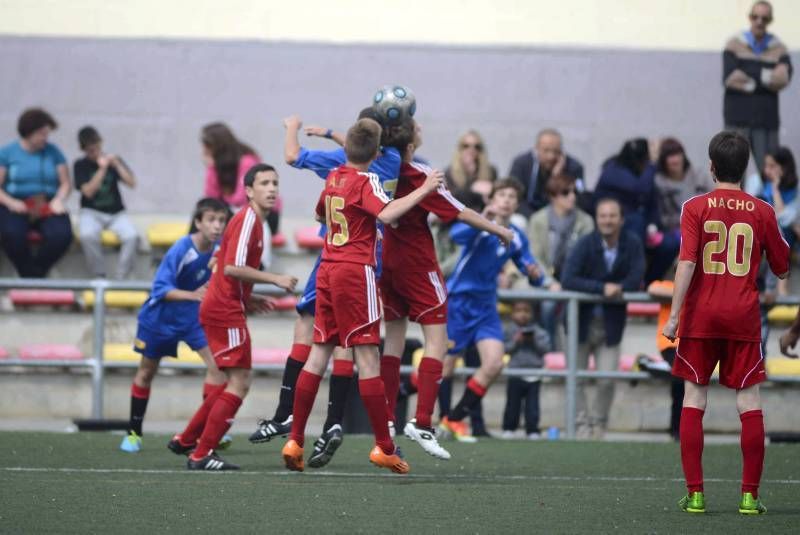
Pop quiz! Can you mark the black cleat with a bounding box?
[308,424,344,468]
[167,435,195,456]
[186,451,240,471]
[249,416,293,444]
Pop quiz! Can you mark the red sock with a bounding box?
[290,343,311,363]
[191,391,242,460]
[179,383,226,446]
[415,357,443,429]
[740,409,765,498]
[202,382,226,400]
[131,383,150,400]
[380,355,401,422]
[680,407,705,494]
[289,370,322,447]
[467,377,488,397]
[359,376,394,455]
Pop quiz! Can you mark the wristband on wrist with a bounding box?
[324,129,333,139]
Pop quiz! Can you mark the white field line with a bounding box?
[2,466,800,485]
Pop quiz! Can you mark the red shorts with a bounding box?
[381,267,448,324]
[203,324,251,369]
[314,262,381,348]
[673,337,765,389]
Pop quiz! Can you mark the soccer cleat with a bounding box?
[119,432,142,453]
[404,419,451,460]
[282,439,305,472]
[738,492,767,515]
[249,416,292,444]
[186,451,239,471]
[308,424,344,469]
[678,492,706,513]
[167,434,195,455]
[369,445,410,474]
[439,416,477,443]
[217,434,233,450]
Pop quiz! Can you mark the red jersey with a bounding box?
[382,162,464,272]
[200,206,264,328]
[678,189,789,341]
[315,165,390,266]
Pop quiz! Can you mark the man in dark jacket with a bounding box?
[562,197,644,439]
[508,129,584,217]
[723,1,792,170]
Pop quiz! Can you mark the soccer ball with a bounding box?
[372,85,416,125]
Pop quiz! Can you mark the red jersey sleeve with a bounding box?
[760,201,791,276]
[358,172,390,217]
[224,208,259,268]
[678,199,701,262]
[420,185,464,223]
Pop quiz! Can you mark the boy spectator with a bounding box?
[74,126,139,279]
[500,301,550,440]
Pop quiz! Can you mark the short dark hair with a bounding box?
[545,174,576,198]
[345,119,381,164]
[243,163,277,188]
[17,108,58,138]
[656,137,691,175]
[489,177,524,200]
[708,131,750,183]
[595,196,623,215]
[78,126,102,150]
[381,118,415,151]
[189,197,231,233]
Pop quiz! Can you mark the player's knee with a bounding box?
[736,386,761,413]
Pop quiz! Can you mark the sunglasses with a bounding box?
[557,188,576,197]
[460,143,483,151]
[749,14,771,23]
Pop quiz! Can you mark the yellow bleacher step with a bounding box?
[83,290,149,308]
[767,305,798,324]
[104,342,204,364]
[147,222,190,248]
[73,229,122,247]
[766,357,800,376]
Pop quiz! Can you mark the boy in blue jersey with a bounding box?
[249,110,403,468]
[120,198,230,453]
[439,179,545,442]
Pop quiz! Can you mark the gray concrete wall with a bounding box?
[1,36,797,219]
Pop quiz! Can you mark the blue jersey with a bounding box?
[137,235,216,336]
[446,222,542,299]
[293,146,401,235]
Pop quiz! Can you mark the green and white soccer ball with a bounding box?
[372,85,416,125]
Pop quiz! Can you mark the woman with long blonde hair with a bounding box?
[445,130,497,210]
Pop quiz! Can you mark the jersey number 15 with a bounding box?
[324,195,349,246]
[702,220,753,277]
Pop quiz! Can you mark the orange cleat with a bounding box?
[282,439,305,472]
[369,445,410,474]
[439,416,477,443]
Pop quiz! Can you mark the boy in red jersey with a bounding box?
[169,163,298,470]
[663,131,790,514]
[281,118,443,474]
[379,120,513,460]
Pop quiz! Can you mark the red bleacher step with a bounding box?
[272,295,298,311]
[543,352,641,372]
[18,344,84,361]
[271,232,287,248]
[9,289,76,307]
[627,302,660,317]
[252,348,289,365]
[295,226,324,250]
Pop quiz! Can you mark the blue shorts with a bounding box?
[133,323,208,360]
[446,293,503,355]
[295,245,383,317]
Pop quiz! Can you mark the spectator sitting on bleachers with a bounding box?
[762,147,798,246]
[594,138,658,248]
[501,300,550,440]
[515,174,594,350]
[649,138,715,282]
[561,197,644,439]
[444,130,497,211]
[74,126,139,279]
[0,107,73,278]
[201,122,278,267]
[508,128,585,218]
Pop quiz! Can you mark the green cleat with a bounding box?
[678,492,706,513]
[738,492,767,515]
[119,432,142,453]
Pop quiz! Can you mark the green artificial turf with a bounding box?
[0,432,798,534]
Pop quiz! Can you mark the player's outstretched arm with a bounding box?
[223,264,298,292]
[283,115,303,165]
[456,208,514,246]
[378,169,445,225]
[662,260,695,341]
[304,125,345,147]
[164,288,206,302]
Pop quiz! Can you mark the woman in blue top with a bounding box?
[762,146,798,246]
[0,108,73,277]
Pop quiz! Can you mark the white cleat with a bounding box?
[404,418,451,460]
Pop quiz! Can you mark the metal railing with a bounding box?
[1,278,799,438]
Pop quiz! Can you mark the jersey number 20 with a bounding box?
[324,195,349,246]
[702,220,753,277]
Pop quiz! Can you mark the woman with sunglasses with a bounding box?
[444,130,497,211]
